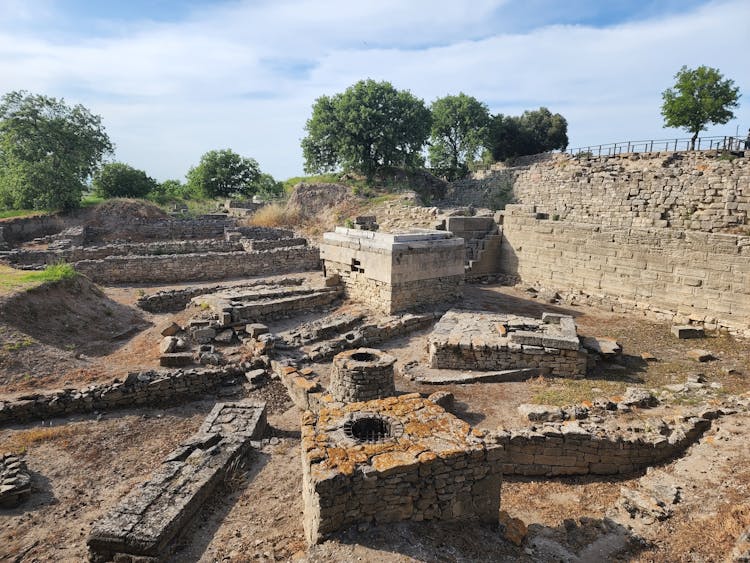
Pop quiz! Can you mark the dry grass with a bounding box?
[0,425,77,454]
[245,203,299,228]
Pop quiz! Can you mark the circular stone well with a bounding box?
[330,347,397,403]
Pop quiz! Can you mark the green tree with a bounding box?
[661,65,741,149]
[186,149,261,198]
[0,90,113,210]
[92,162,157,199]
[428,93,490,180]
[488,107,568,161]
[301,79,431,177]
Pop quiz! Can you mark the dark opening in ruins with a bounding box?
[344,415,394,443]
[350,351,377,362]
[350,258,364,274]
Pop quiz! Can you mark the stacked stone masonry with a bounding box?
[500,207,750,335]
[88,401,266,561]
[74,246,320,284]
[321,228,465,314]
[301,395,502,544]
[452,151,749,232]
[428,310,588,378]
[136,277,305,313]
[329,348,397,403]
[0,366,245,425]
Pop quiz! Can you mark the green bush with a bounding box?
[92,162,157,198]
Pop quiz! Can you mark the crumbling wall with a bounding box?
[500,206,750,335]
[74,246,320,284]
[0,366,246,424]
[301,395,502,544]
[449,151,749,232]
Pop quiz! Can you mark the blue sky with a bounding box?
[1,0,748,181]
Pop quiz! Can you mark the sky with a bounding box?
[0,0,748,182]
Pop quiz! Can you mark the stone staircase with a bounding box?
[445,216,503,277]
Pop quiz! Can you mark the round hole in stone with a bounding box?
[350,352,377,362]
[345,415,391,443]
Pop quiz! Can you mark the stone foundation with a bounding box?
[301,394,502,544]
[321,228,465,314]
[329,348,396,403]
[74,246,320,284]
[88,401,266,562]
[428,310,588,378]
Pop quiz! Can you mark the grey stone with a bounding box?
[671,325,705,339]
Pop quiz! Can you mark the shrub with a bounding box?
[93,162,157,198]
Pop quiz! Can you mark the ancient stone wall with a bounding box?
[448,151,749,232]
[6,239,244,266]
[487,409,719,477]
[500,206,750,335]
[74,246,320,284]
[301,395,502,544]
[329,348,396,403]
[0,214,73,247]
[322,229,465,314]
[88,401,266,561]
[0,366,245,424]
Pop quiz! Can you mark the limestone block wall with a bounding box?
[74,246,320,284]
[500,207,750,335]
[322,228,465,314]
[448,151,749,232]
[6,239,244,266]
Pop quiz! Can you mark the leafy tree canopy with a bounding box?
[488,107,568,162]
[92,162,157,199]
[302,79,431,177]
[429,93,490,180]
[661,65,740,149]
[186,149,261,198]
[0,90,113,210]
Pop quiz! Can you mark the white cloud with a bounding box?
[0,0,748,180]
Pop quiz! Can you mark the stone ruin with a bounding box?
[329,348,396,403]
[320,227,465,314]
[301,394,503,544]
[428,310,589,378]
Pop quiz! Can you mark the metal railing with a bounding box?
[567,135,748,157]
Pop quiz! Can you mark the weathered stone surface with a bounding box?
[214,329,235,344]
[499,510,527,546]
[687,349,714,362]
[158,321,181,337]
[88,402,266,561]
[159,336,177,354]
[191,327,216,344]
[671,325,706,339]
[302,395,502,544]
[620,388,658,409]
[245,323,269,338]
[427,391,454,410]
[581,336,622,358]
[428,310,587,378]
[517,404,565,422]
[329,348,396,403]
[0,454,32,508]
[159,352,193,367]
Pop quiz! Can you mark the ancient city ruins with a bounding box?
[0,149,749,561]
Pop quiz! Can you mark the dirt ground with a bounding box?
[1,274,749,562]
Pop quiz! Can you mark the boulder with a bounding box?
[158,321,181,337]
[245,323,269,338]
[517,404,565,422]
[159,336,177,354]
[620,387,658,408]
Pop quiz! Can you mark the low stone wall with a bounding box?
[0,366,245,425]
[74,246,321,284]
[302,395,502,544]
[6,239,244,266]
[136,277,305,313]
[0,214,73,247]
[242,237,308,251]
[488,408,721,477]
[88,401,266,561]
[500,206,750,335]
[428,310,588,378]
